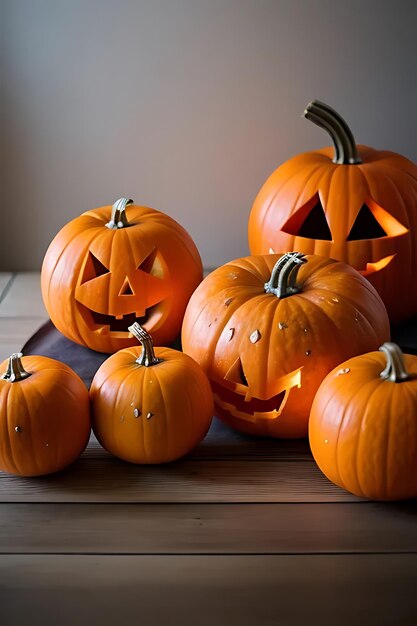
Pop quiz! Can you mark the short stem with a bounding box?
[379,343,409,382]
[128,323,161,367]
[303,100,362,165]
[105,198,134,229]
[264,252,306,298]
[1,353,32,382]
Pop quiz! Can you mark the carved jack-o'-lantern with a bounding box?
[41,198,202,353]
[248,101,417,323]
[182,252,390,438]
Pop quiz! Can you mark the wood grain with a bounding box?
[0,456,360,503]
[1,502,417,555]
[0,273,13,301]
[0,272,47,318]
[1,554,417,626]
[85,422,314,461]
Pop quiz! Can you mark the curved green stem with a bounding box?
[128,323,161,367]
[265,252,306,298]
[1,353,31,383]
[303,100,361,165]
[106,198,134,229]
[379,343,409,382]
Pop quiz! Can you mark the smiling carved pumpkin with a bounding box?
[41,198,202,353]
[248,100,417,323]
[182,252,390,438]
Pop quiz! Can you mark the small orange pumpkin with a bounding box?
[90,323,213,464]
[0,353,91,476]
[309,343,417,500]
[182,252,390,438]
[41,198,203,353]
[248,100,417,323]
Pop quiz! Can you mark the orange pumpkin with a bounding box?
[181,252,390,438]
[248,100,417,323]
[41,198,203,353]
[309,343,417,500]
[90,323,213,464]
[0,353,90,476]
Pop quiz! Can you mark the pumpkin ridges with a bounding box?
[309,348,417,500]
[184,253,389,438]
[91,340,213,464]
[248,102,417,322]
[2,384,19,475]
[42,201,203,353]
[249,160,330,254]
[16,382,42,476]
[0,355,90,477]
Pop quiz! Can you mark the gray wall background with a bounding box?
[2,0,416,270]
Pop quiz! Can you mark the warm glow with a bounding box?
[358,254,396,277]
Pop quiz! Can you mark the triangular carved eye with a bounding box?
[347,204,387,241]
[81,252,109,283]
[225,357,249,387]
[281,195,332,241]
[138,249,158,274]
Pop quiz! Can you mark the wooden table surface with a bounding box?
[1,272,417,626]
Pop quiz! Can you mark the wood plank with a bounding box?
[0,272,47,318]
[1,554,416,626]
[0,318,47,362]
[0,339,30,363]
[85,424,314,461]
[0,457,360,503]
[0,273,13,300]
[1,502,417,555]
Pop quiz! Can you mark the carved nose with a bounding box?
[118,278,134,296]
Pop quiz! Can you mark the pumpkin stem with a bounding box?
[105,198,134,229]
[0,353,32,383]
[128,322,162,367]
[379,343,409,382]
[264,252,306,298]
[303,100,362,165]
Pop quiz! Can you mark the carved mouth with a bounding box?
[77,303,162,337]
[357,253,396,276]
[269,248,396,278]
[211,371,301,423]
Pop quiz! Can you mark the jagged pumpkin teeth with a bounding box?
[41,197,203,353]
[182,252,389,438]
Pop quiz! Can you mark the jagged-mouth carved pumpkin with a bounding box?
[75,243,169,338]
[248,100,417,323]
[182,252,390,438]
[41,198,203,353]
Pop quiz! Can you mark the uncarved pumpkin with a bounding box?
[0,353,91,476]
[181,252,390,438]
[90,323,213,464]
[248,100,417,323]
[309,343,417,500]
[41,198,203,353]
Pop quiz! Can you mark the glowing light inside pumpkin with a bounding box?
[213,365,303,422]
[358,254,396,277]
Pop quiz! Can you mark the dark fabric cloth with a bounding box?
[22,322,182,388]
[22,317,417,390]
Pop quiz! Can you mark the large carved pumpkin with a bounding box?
[248,100,417,323]
[41,198,203,353]
[182,252,390,438]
